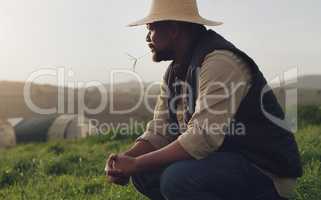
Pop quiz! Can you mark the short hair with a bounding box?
[176,21,207,34]
[155,20,206,39]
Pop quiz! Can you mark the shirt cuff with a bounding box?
[177,129,225,160]
[136,131,171,150]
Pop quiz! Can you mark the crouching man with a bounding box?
[105,0,302,199]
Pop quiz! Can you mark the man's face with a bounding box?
[146,22,176,62]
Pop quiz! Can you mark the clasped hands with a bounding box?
[105,153,139,186]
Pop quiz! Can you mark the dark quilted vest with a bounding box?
[165,30,303,178]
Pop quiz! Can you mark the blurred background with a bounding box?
[0,1,321,199]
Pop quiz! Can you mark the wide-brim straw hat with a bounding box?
[128,0,223,27]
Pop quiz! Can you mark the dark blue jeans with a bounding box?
[132,152,288,200]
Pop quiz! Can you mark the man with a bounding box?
[106,0,302,199]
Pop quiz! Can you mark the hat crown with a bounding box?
[149,0,200,17]
[128,0,222,27]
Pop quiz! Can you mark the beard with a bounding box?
[152,48,175,62]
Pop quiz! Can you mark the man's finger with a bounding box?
[107,156,114,169]
[106,154,118,170]
[110,154,118,161]
[107,169,123,177]
[107,169,124,177]
[105,158,112,172]
[107,176,129,186]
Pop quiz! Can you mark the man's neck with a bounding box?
[172,36,199,80]
[173,40,192,65]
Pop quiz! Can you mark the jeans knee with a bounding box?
[160,176,175,199]
[131,174,146,195]
[132,170,165,200]
[160,165,186,199]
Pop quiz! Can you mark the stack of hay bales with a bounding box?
[0,119,16,148]
[15,114,96,143]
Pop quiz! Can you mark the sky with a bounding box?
[0,0,320,86]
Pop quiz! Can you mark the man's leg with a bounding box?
[159,152,286,200]
[131,168,166,200]
[131,169,221,200]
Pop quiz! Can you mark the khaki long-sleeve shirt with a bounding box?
[137,50,296,198]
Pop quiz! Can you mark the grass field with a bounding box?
[1,112,321,199]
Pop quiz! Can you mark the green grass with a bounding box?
[0,123,321,199]
[293,125,321,200]
[0,133,148,200]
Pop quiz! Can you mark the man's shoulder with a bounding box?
[201,50,252,81]
[203,50,246,66]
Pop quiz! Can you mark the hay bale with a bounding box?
[47,115,75,140]
[47,114,95,141]
[15,115,57,143]
[0,119,16,148]
[65,115,95,139]
[15,114,95,143]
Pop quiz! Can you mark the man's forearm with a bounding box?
[123,140,157,158]
[135,140,192,171]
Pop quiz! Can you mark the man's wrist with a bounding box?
[122,140,156,158]
[122,151,130,156]
[123,150,137,157]
[134,155,147,173]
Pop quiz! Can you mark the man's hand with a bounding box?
[105,140,156,186]
[105,154,130,186]
[107,154,140,177]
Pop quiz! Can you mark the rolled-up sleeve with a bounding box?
[178,50,252,159]
[136,80,177,149]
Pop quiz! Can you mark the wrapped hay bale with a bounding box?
[0,119,16,148]
[15,114,95,143]
[65,115,96,139]
[15,115,57,143]
[47,114,95,140]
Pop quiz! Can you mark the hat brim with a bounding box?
[128,15,223,27]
